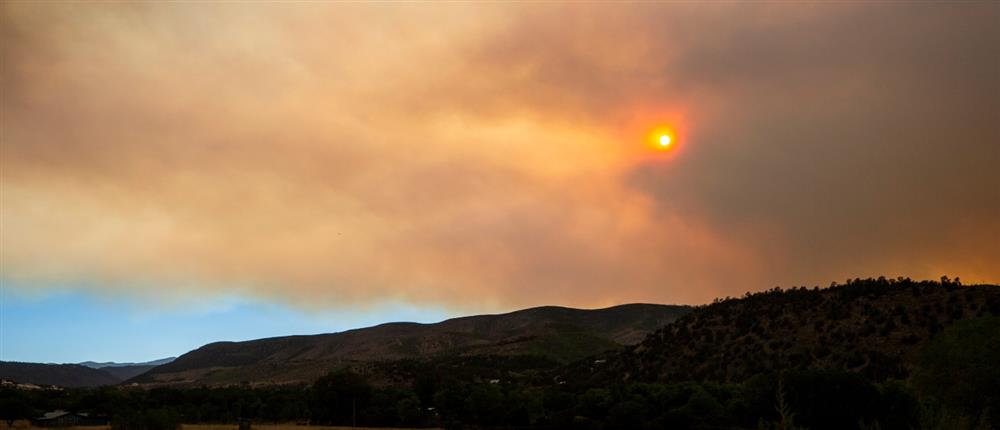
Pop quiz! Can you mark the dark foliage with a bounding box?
[308,371,372,425]
[0,389,37,426]
[912,315,1000,425]
[111,409,182,430]
[581,277,999,385]
[0,370,928,430]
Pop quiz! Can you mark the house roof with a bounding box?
[38,410,70,420]
[36,410,91,420]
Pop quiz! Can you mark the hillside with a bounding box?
[79,357,176,369]
[133,303,690,386]
[78,357,176,381]
[0,362,121,388]
[575,277,1000,385]
[96,364,159,381]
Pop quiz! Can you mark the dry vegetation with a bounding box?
[580,277,1000,384]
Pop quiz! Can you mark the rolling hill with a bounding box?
[78,357,176,381]
[132,303,691,386]
[570,277,1000,386]
[78,357,176,369]
[0,362,121,388]
[0,357,176,388]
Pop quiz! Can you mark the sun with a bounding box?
[647,126,677,151]
[659,134,672,147]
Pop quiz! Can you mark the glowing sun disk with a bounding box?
[646,124,679,153]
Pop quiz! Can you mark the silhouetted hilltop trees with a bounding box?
[579,277,999,385]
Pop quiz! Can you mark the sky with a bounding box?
[2,2,999,363]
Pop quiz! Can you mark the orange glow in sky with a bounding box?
[647,125,679,152]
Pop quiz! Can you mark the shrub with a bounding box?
[913,316,1000,425]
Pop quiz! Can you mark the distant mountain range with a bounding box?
[79,357,177,369]
[132,304,691,386]
[0,357,176,387]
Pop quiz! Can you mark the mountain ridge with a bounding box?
[132,303,691,386]
[78,357,176,369]
[0,362,121,388]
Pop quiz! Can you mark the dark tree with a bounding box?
[309,370,373,426]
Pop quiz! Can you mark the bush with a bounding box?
[309,370,373,426]
[913,316,1000,426]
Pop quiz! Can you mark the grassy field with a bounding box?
[3,424,440,430]
[188,425,440,430]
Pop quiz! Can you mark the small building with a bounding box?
[33,410,109,427]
